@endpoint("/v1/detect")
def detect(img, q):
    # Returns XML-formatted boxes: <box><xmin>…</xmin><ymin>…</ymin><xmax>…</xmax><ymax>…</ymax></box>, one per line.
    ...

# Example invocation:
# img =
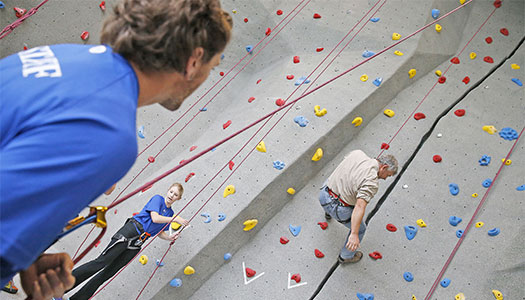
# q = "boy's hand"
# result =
<box><xmin>169</xmin><ymin>232</ymin><xmax>180</xmax><ymax>241</ymax></box>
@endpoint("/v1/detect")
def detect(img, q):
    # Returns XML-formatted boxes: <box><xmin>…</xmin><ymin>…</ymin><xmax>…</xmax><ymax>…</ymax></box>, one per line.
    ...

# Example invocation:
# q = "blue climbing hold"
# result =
<box><xmin>137</xmin><ymin>125</ymin><xmax>145</xmax><ymax>139</ymax></box>
<box><xmin>289</xmin><ymin>224</ymin><xmax>301</xmax><ymax>237</ymax></box>
<box><xmin>156</xmin><ymin>259</ymin><xmax>165</xmax><ymax>267</ymax></box>
<box><xmin>404</xmin><ymin>225</ymin><xmax>418</xmax><ymax>240</ymax></box>
<box><xmin>0</xmin><ymin>1</ymin><xmax>4</xmax><ymax>9</ymax></box>
<box><xmin>218</xmin><ymin>213</ymin><xmax>226</xmax><ymax>221</ymax></box>
<box><xmin>403</xmin><ymin>272</ymin><xmax>414</xmax><ymax>282</ymax></box>
<box><xmin>170</xmin><ymin>278</ymin><xmax>182</xmax><ymax>287</ymax></box>
<box><xmin>482</xmin><ymin>178</ymin><xmax>492</xmax><ymax>188</ymax></box>
<box><xmin>201</xmin><ymin>213</ymin><xmax>211</xmax><ymax>223</ymax></box>
<box><xmin>362</xmin><ymin>50</ymin><xmax>375</xmax><ymax>58</ymax></box>
<box><xmin>294</xmin><ymin>76</ymin><xmax>311</xmax><ymax>86</ymax></box>
<box><xmin>199</xmin><ymin>107</ymin><xmax>207</xmax><ymax>112</ymax></box>
<box><xmin>511</xmin><ymin>78</ymin><xmax>523</xmax><ymax>86</ymax></box>
<box><xmin>221</xmin><ymin>53</ymin><xmax>225</xmax><ymax>60</ymax></box>
<box><xmin>479</xmin><ymin>155</ymin><xmax>491</xmax><ymax>166</ymax></box>
<box><xmin>440</xmin><ymin>278</ymin><xmax>451</xmax><ymax>288</ymax></box>
<box><xmin>456</xmin><ymin>229</ymin><xmax>464</xmax><ymax>238</ymax></box>
<box><xmin>488</xmin><ymin>228</ymin><xmax>500</xmax><ymax>236</ymax></box>
<box><xmin>431</xmin><ymin>9</ymin><xmax>440</xmax><ymax>19</ymax></box>
<box><xmin>373</xmin><ymin>77</ymin><xmax>383</xmax><ymax>87</ymax></box>
<box><xmin>246</xmin><ymin>45</ymin><xmax>253</xmax><ymax>53</ymax></box>
<box><xmin>517</xmin><ymin>184</ymin><xmax>525</xmax><ymax>191</ymax></box>
<box><xmin>449</xmin><ymin>183</ymin><xmax>459</xmax><ymax>196</ymax></box>
<box><xmin>273</xmin><ymin>160</ymin><xmax>286</xmax><ymax>170</ymax></box>
<box><xmin>449</xmin><ymin>216</ymin><xmax>462</xmax><ymax>226</ymax></box>
<box><xmin>499</xmin><ymin>127</ymin><xmax>518</xmax><ymax>140</ymax></box>
<box><xmin>224</xmin><ymin>253</ymin><xmax>232</xmax><ymax>260</ymax></box>
<box><xmin>356</xmin><ymin>293</ymin><xmax>374</xmax><ymax>300</ymax></box>
<box><xmin>294</xmin><ymin>116</ymin><xmax>309</xmax><ymax>127</ymax></box>
<box><xmin>370</xmin><ymin>17</ymin><xmax>380</xmax><ymax>22</ymax></box>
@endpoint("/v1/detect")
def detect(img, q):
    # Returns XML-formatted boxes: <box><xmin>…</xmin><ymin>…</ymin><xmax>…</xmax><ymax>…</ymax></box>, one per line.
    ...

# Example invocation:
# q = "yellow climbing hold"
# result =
<box><xmin>492</xmin><ymin>289</ymin><xmax>503</xmax><ymax>300</ymax></box>
<box><xmin>455</xmin><ymin>292</ymin><xmax>465</xmax><ymax>300</ymax></box>
<box><xmin>392</xmin><ymin>32</ymin><xmax>401</xmax><ymax>40</ymax></box>
<box><xmin>416</xmin><ymin>219</ymin><xmax>427</xmax><ymax>228</ymax></box>
<box><xmin>476</xmin><ymin>221</ymin><xmax>484</xmax><ymax>228</ymax></box>
<box><xmin>460</xmin><ymin>0</ymin><xmax>466</xmax><ymax>4</ymax></box>
<box><xmin>232</xmin><ymin>9</ymin><xmax>237</xmax><ymax>14</ymax></box>
<box><xmin>314</xmin><ymin>105</ymin><xmax>327</xmax><ymax>117</ymax></box>
<box><xmin>256</xmin><ymin>141</ymin><xmax>267</xmax><ymax>153</ymax></box>
<box><xmin>243</xmin><ymin>219</ymin><xmax>258</xmax><ymax>231</ymax></box>
<box><xmin>171</xmin><ymin>222</ymin><xmax>181</xmax><ymax>230</ymax></box>
<box><xmin>352</xmin><ymin>117</ymin><xmax>363</xmax><ymax>127</ymax></box>
<box><xmin>435</xmin><ymin>24</ymin><xmax>442</xmax><ymax>33</ymax></box>
<box><xmin>360</xmin><ymin>74</ymin><xmax>369</xmax><ymax>82</ymax></box>
<box><xmin>139</xmin><ymin>255</ymin><xmax>148</xmax><ymax>265</ymax></box>
<box><xmin>312</xmin><ymin>148</ymin><xmax>323</xmax><ymax>161</ymax></box>
<box><xmin>511</xmin><ymin>63</ymin><xmax>520</xmax><ymax>69</ymax></box>
<box><xmin>472</xmin><ymin>193</ymin><xmax>478</xmax><ymax>198</ymax></box>
<box><xmin>394</xmin><ymin>50</ymin><xmax>404</xmax><ymax>56</ymax></box>
<box><xmin>409</xmin><ymin>69</ymin><xmax>417</xmax><ymax>79</ymax></box>
<box><xmin>470</xmin><ymin>52</ymin><xmax>477</xmax><ymax>59</ymax></box>
<box><xmin>184</xmin><ymin>266</ymin><xmax>195</xmax><ymax>275</ymax></box>
<box><xmin>435</xmin><ymin>70</ymin><xmax>442</xmax><ymax>76</ymax></box>
<box><xmin>384</xmin><ymin>109</ymin><xmax>395</xmax><ymax>118</ymax></box>
<box><xmin>287</xmin><ymin>188</ymin><xmax>296</xmax><ymax>195</ymax></box>
<box><xmin>501</xmin><ymin>158</ymin><xmax>512</xmax><ymax>165</ymax></box>
<box><xmin>223</xmin><ymin>185</ymin><xmax>235</xmax><ymax>198</ymax></box>
<box><xmin>483</xmin><ymin>125</ymin><xmax>497</xmax><ymax>134</ymax></box>
<box><xmin>412</xmin><ymin>295</ymin><xmax>417</xmax><ymax>300</ymax></box>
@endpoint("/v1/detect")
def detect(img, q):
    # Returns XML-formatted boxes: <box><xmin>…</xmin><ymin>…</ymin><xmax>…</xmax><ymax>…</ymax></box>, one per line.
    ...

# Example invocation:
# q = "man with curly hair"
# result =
<box><xmin>0</xmin><ymin>0</ymin><xmax>232</xmax><ymax>299</ymax></box>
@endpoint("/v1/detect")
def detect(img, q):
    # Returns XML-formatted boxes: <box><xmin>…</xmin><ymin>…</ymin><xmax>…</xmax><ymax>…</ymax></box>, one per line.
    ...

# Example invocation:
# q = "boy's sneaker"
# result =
<box><xmin>2</xmin><ymin>280</ymin><xmax>18</xmax><ymax>294</ymax></box>
<box><xmin>338</xmin><ymin>251</ymin><xmax>363</xmax><ymax>264</ymax></box>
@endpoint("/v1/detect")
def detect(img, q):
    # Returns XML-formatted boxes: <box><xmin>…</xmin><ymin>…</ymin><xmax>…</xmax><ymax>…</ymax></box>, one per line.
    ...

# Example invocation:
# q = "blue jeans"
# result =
<box><xmin>319</xmin><ymin>185</ymin><xmax>366</xmax><ymax>259</ymax></box>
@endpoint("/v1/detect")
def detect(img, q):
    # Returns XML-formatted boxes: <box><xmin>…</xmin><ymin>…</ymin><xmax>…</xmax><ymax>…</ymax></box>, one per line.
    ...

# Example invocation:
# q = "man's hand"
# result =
<box><xmin>168</xmin><ymin>232</ymin><xmax>180</xmax><ymax>241</ymax></box>
<box><xmin>176</xmin><ymin>217</ymin><xmax>190</xmax><ymax>227</ymax></box>
<box><xmin>345</xmin><ymin>233</ymin><xmax>360</xmax><ymax>251</ymax></box>
<box><xmin>20</xmin><ymin>253</ymin><xmax>75</xmax><ymax>300</ymax></box>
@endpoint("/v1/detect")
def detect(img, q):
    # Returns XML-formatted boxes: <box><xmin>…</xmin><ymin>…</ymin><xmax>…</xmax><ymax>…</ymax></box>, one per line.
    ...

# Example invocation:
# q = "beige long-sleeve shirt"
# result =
<box><xmin>326</xmin><ymin>150</ymin><xmax>379</xmax><ymax>206</ymax></box>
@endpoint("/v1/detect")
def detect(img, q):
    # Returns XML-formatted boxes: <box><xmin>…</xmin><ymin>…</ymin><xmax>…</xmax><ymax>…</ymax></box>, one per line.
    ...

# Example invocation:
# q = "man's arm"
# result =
<box><xmin>150</xmin><ymin>211</ymin><xmax>189</xmax><ymax>226</ymax></box>
<box><xmin>346</xmin><ymin>198</ymin><xmax>368</xmax><ymax>251</ymax></box>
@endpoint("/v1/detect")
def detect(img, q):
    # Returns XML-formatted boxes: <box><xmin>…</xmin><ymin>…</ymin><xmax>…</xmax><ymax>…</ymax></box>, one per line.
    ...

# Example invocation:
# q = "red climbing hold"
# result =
<box><xmin>293</xmin><ymin>56</ymin><xmax>300</xmax><ymax>64</ymax></box>
<box><xmin>81</xmin><ymin>31</ymin><xmax>90</xmax><ymax>41</ymax></box>
<box><xmin>223</xmin><ymin>120</ymin><xmax>232</xmax><ymax>129</ymax></box>
<box><xmin>291</xmin><ymin>273</ymin><xmax>301</xmax><ymax>283</ymax></box>
<box><xmin>99</xmin><ymin>1</ymin><xmax>106</xmax><ymax>11</ymax></box>
<box><xmin>276</xmin><ymin>9</ymin><xmax>283</xmax><ymax>15</ymax></box>
<box><xmin>369</xmin><ymin>251</ymin><xmax>383</xmax><ymax>260</ymax></box>
<box><xmin>23</xmin><ymin>44</ymin><xmax>28</xmax><ymax>51</ymax></box>
<box><xmin>450</xmin><ymin>57</ymin><xmax>460</xmax><ymax>64</ymax></box>
<box><xmin>219</xmin><ymin>71</ymin><xmax>224</xmax><ymax>76</ymax></box>
<box><xmin>286</xmin><ymin>75</ymin><xmax>294</xmax><ymax>80</ymax></box>
<box><xmin>317</xmin><ymin>222</ymin><xmax>328</xmax><ymax>230</ymax></box>
<box><xmin>315</xmin><ymin>249</ymin><xmax>325</xmax><ymax>258</ymax></box>
<box><xmin>276</xmin><ymin>98</ymin><xmax>286</xmax><ymax>107</ymax></box>
<box><xmin>148</xmin><ymin>156</ymin><xmax>155</xmax><ymax>163</ymax></box>
<box><xmin>256</xmin><ymin>79</ymin><xmax>262</xmax><ymax>84</ymax></box>
<box><xmin>313</xmin><ymin>13</ymin><xmax>322</xmax><ymax>19</ymax></box>
<box><xmin>484</xmin><ymin>56</ymin><xmax>494</xmax><ymax>63</ymax></box>
<box><xmin>133</xmin><ymin>212</ymin><xmax>139</xmax><ymax>216</ymax></box>
<box><xmin>14</xmin><ymin>7</ymin><xmax>27</xmax><ymax>18</ymax></box>
<box><xmin>141</xmin><ymin>184</ymin><xmax>153</xmax><ymax>193</ymax></box>
<box><xmin>265</xmin><ymin>27</ymin><xmax>272</xmax><ymax>36</ymax></box>
<box><xmin>438</xmin><ymin>76</ymin><xmax>447</xmax><ymax>84</ymax></box>
<box><xmin>462</xmin><ymin>76</ymin><xmax>470</xmax><ymax>84</ymax></box>
<box><xmin>485</xmin><ymin>37</ymin><xmax>493</xmax><ymax>44</ymax></box>
<box><xmin>190</xmin><ymin>146</ymin><xmax>197</xmax><ymax>152</ymax></box>
<box><xmin>228</xmin><ymin>160</ymin><xmax>234</xmax><ymax>170</ymax></box>
<box><xmin>414</xmin><ymin>112</ymin><xmax>426</xmax><ymax>120</ymax></box>
<box><xmin>433</xmin><ymin>155</ymin><xmax>442</xmax><ymax>163</ymax></box>
<box><xmin>246</xmin><ymin>268</ymin><xmax>256</xmax><ymax>277</ymax></box>
<box><xmin>94</xmin><ymin>240</ymin><xmax>101</xmax><ymax>248</ymax></box>
<box><xmin>316</xmin><ymin>47</ymin><xmax>324</xmax><ymax>52</ymax></box>
<box><xmin>280</xmin><ymin>236</ymin><xmax>289</xmax><ymax>244</ymax></box>
<box><xmin>185</xmin><ymin>172</ymin><xmax>195</xmax><ymax>182</ymax></box>
<box><xmin>500</xmin><ymin>28</ymin><xmax>509</xmax><ymax>36</ymax></box>
<box><xmin>179</xmin><ymin>159</ymin><xmax>187</xmax><ymax>165</ymax></box>
<box><xmin>454</xmin><ymin>109</ymin><xmax>465</xmax><ymax>117</ymax></box>
<box><xmin>243</xmin><ymin>18</ymin><xmax>248</xmax><ymax>23</ymax></box>
<box><xmin>381</xmin><ymin>143</ymin><xmax>390</xmax><ymax>150</ymax></box>
<box><xmin>386</xmin><ymin>224</ymin><xmax>397</xmax><ymax>232</ymax></box>
<box><xmin>493</xmin><ymin>0</ymin><xmax>502</xmax><ymax>8</ymax></box>
<box><xmin>248</xmin><ymin>97</ymin><xmax>255</xmax><ymax>103</ymax></box>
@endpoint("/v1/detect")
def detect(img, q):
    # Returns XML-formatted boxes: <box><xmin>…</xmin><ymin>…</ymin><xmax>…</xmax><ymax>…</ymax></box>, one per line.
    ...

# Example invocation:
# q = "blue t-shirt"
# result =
<box><xmin>133</xmin><ymin>195</ymin><xmax>174</xmax><ymax>236</ymax></box>
<box><xmin>0</xmin><ymin>44</ymin><xmax>139</xmax><ymax>283</ymax></box>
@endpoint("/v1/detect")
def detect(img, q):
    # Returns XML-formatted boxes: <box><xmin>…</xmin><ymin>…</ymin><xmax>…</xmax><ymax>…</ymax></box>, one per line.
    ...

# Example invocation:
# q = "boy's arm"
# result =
<box><xmin>159</xmin><ymin>231</ymin><xmax>180</xmax><ymax>241</ymax></box>
<box><xmin>150</xmin><ymin>211</ymin><xmax>189</xmax><ymax>226</ymax></box>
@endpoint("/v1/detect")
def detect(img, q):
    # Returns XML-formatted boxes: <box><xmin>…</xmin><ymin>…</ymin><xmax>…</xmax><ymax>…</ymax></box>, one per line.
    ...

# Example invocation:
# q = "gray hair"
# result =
<box><xmin>377</xmin><ymin>154</ymin><xmax>398</xmax><ymax>175</ymax></box>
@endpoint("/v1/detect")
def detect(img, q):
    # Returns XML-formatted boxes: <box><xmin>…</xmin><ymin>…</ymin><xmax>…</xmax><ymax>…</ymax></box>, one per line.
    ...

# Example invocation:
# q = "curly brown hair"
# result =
<box><xmin>101</xmin><ymin>0</ymin><xmax>232</xmax><ymax>73</ymax></box>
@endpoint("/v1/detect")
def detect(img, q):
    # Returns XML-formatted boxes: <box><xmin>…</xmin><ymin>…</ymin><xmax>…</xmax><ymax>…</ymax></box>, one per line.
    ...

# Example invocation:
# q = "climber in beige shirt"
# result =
<box><xmin>320</xmin><ymin>150</ymin><xmax>398</xmax><ymax>263</ymax></box>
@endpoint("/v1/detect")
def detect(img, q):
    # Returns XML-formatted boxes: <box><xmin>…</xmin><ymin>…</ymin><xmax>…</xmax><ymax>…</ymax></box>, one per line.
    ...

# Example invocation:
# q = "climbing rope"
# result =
<box><xmin>0</xmin><ymin>0</ymin><xmax>50</xmax><ymax>40</ymax></box>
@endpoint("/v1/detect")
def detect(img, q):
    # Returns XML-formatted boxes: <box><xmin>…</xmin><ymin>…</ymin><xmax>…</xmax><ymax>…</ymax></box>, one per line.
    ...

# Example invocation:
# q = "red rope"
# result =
<box><xmin>0</xmin><ymin>0</ymin><xmax>50</xmax><ymax>40</ymax></box>
<box><xmin>425</xmin><ymin>127</ymin><xmax>524</xmax><ymax>299</ymax></box>
<box><xmin>377</xmin><ymin>6</ymin><xmax>498</xmax><ymax>158</ymax></box>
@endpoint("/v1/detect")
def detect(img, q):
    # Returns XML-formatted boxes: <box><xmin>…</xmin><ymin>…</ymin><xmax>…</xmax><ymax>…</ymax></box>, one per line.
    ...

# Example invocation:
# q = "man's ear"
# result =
<box><xmin>184</xmin><ymin>47</ymin><xmax>205</xmax><ymax>81</ymax></box>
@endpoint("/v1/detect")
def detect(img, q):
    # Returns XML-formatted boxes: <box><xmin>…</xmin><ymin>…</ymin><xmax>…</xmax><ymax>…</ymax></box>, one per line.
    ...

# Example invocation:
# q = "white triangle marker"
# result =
<box><xmin>287</xmin><ymin>273</ymin><xmax>307</xmax><ymax>289</ymax></box>
<box><xmin>242</xmin><ymin>262</ymin><xmax>265</xmax><ymax>285</ymax></box>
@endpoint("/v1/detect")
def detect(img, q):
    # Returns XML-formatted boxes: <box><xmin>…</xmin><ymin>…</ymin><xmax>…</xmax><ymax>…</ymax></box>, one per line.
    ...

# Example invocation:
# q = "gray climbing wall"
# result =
<box><xmin>1</xmin><ymin>0</ymin><xmax>523</xmax><ymax>299</ymax></box>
